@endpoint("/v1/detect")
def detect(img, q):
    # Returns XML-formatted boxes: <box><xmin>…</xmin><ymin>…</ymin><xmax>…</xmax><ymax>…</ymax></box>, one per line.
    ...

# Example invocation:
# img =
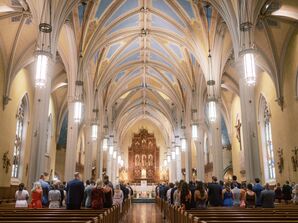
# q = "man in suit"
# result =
<box><xmin>66</xmin><ymin>172</ymin><xmax>85</xmax><ymax>210</ymax></box>
<box><xmin>231</xmin><ymin>175</ymin><xmax>241</xmax><ymax>189</ymax></box>
<box><xmin>260</xmin><ymin>183</ymin><xmax>275</xmax><ymax>208</ymax></box>
<box><xmin>208</xmin><ymin>176</ymin><xmax>222</xmax><ymax>206</ymax></box>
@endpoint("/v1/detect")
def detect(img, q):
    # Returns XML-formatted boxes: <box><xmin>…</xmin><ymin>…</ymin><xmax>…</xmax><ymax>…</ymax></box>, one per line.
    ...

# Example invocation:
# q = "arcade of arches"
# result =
<box><xmin>0</xmin><ymin>0</ymin><xmax>298</xmax><ymax>195</ymax></box>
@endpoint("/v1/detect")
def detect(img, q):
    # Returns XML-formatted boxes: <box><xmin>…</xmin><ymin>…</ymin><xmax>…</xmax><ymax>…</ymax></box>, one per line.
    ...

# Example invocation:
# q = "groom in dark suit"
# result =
<box><xmin>66</xmin><ymin>172</ymin><xmax>84</xmax><ymax>209</ymax></box>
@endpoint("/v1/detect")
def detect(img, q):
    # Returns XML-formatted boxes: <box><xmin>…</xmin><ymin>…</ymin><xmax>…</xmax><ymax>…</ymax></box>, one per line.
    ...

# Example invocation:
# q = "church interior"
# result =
<box><xmin>0</xmin><ymin>0</ymin><xmax>298</xmax><ymax>216</ymax></box>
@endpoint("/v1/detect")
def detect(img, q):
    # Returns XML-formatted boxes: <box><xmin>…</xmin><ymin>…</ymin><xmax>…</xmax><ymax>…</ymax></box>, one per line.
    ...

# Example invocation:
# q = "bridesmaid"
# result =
<box><xmin>15</xmin><ymin>183</ymin><xmax>29</xmax><ymax>208</ymax></box>
<box><xmin>30</xmin><ymin>182</ymin><xmax>43</xmax><ymax>208</ymax></box>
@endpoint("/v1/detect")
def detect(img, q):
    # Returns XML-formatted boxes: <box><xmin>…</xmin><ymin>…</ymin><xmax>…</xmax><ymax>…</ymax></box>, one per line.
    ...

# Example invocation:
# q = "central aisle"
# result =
<box><xmin>123</xmin><ymin>203</ymin><xmax>166</xmax><ymax>223</ymax></box>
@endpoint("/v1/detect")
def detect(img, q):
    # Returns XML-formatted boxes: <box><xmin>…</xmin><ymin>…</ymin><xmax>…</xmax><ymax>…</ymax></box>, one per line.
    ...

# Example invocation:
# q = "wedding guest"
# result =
<box><xmin>246</xmin><ymin>183</ymin><xmax>256</xmax><ymax>208</ymax></box>
<box><xmin>84</xmin><ymin>180</ymin><xmax>95</xmax><ymax>208</ymax></box>
<box><xmin>30</xmin><ymin>182</ymin><xmax>43</xmax><ymax>208</ymax></box>
<box><xmin>208</xmin><ymin>176</ymin><xmax>222</xmax><ymax>206</ymax></box>
<box><xmin>103</xmin><ymin>178</ymin><xmax>113</xmax><ymax>208</ymax></box>
<box><xmin>232</xmin><ymin>183</ymin><xmax>241</xmax><ymax>206</ymax></box>
<box><xmin>222</xmin><ymin>183</ymin><xmax>233</xmax><ymax>207</ymax></box>
<box><xmin>113</xmin><ymin>184</ymin><xmax>124</xmax><ymax>212</ymax></box>
<box><xmin>48</xmin><ymin>182</ymin><xmax>61</xmax><ymax>208</ymax></box>
<box><xmin>91</xmin><ymin>179</ymin><xmax>105</xmax><ymax>209</ymax></box>
<box><xmin>260</xmin><ymin>183</ymin><xmax>275</xmax><ymax>208</ymax></box>
<box><xmin>283</xmin><ymin>181</ymin><xmax>292</xmax><ymax>204</ymax></box>
<box><xmin>39</xmin><ymin>174</ymin><xmax>50</xmax><ymax>207</ymax></box>
<box><xmin>253</xmin><ymin>178</ymin><xmax>263</xmax><ymax>207</ymax></box>
<box><xmin>292</xmin><ymin>183</ymin><xmax>298</xmax><ymax>204</ymax></box>
<box><xmin>194</xmin><ymin>181</ymin><xmax>207</xmax><ymax>209</ymax></box>
<box><xmin>15</xmin><ymin>183</ymin><xmax>29</xmax><ymax>208</ymax></box>
<box><xmin>274</xmin><ymin>183</ymin><xmax>282</xmax><ymax>203</ymax></box>
<box><xmin>66</xmin><ymin>172</ymin><xmax>84</xmax><ymax>210</ymax></box>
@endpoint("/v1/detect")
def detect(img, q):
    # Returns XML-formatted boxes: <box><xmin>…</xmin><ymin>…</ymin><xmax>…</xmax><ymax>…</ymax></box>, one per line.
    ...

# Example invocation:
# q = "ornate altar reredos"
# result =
<box><xmin>128</xmin><ymin>128</ymin><xmax>160</xmax><ymax>183</ymax></box>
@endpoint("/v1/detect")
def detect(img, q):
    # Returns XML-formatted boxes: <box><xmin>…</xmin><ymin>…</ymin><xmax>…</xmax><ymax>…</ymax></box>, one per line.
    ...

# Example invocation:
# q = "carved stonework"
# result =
<box><xmin>128</xmin><ymin>128</ymin><xmax>159</xmax><ymax>183</ymax></box>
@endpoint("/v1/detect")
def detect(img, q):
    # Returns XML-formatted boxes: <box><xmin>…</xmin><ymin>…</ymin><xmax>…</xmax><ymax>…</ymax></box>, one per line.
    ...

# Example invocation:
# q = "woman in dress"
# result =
<box><xmin>103</xmin><ymin>179</ymin><xmax>113</xmax><ymax>208</ymax></box>
<box><xmin>15</xmin><ymin>183</ymin><xmax>29</xmax><ymax>208</ymax></box>
<box><xmin>113</xmin><ymin>184</ymin><xmax>124</xmax><ymax>212</ymax></box>
<box><xmin>180</xmin><ymin>182</ymin><xmax>192</xmax><ymax>210</ymax></box>
<box><xmin>48</xmin><ymin>182</ymin><xmax>61</xmax><ymax>208</ymax></box>
<box><xmin>231</xmin><ymin>183</ymin><xmax>241</xmax><ymax>207</ymax></box>
<box><xmin>222</xmin><ymin>183</ymin><xmax>233</xmax><ymax>207</ymax></box>
<box><xmin>173</xmin><ymin>184</ymin><xmax>181</xmax><ymax>206</ymax></box>
<box><xmin>30</xmin><ymin>182</ymin><xmax>43</xmax><ymax>208</ymax></box>
<box><xmin>245</xmin><ymin>183</ymin><xmax>256</xmax><ymax>208</ymax></box>
<box><xmin>239</xmin><ymin>183</ymin><xmax>247</xmax><ymax>208</ymax></box>
<box><xmin>91</xmin><ymin>179</ymin><xmax>105</xmax><ymax>209</ymax></box>
<box><xmin>194</xmin><ymin>181</ymin><xmax>208</xmax><ymax>209</ymax></box>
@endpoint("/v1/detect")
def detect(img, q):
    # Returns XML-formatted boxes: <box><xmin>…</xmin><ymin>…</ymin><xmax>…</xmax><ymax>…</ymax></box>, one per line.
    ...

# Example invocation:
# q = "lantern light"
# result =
<box><xmin>113</xmin><ymin>151</ymin><xmax>117</xmax><ymax>159</ymax></box>
<box><xmin>181</xmin><ymin>138</ymin><xmax>186</xmax><ymax>152</ymax></box>
<box><xmin>175</xmin><ymin>146</ymin><xmax>180</xmax><ymax>155</ymax></box>
<box><xmin>35</xmin><ymin>54</ymin><xmax>48</xmax><ymax>88</ymax></box>
<box><xmin>208</xmin><ymin>100</ymin><xmax>217</xmax><ymax>122</ymax></box>
<box><xmin>74</xmin><ymin>100</ymin><xmax>83</xmax><ymax>123</ymax></box>
<box><xmin>109</xmin><ymin>146</ymin><xmax>114</xmax><ymax>155</ymax></box>
<box><xmin>118</xmin><ymin>155</ymin><xmax>121</xmax><ymax>164</ymax></box>
<box><xmin>192</xmin><ymin>124</ymin><xmax>198</xmax><ymax>140</ymax></box>
<box><xmin>102</xmin><ymin>138</ymin><xmax>108</xmax><ymax>151</ymax></box>
<box><xmin>167</xmin><ymin>155</ymin><xmax>171</xmax><ymax>163</ymax></box>
<box><xmin>244</xmin><ymin>52</ymin><xmax>256</xmax><ymax>86</ymax></box>
<box><xmin>171</xmin><ymin>151</ymin><xmax>176</xmax><ymax>160</ymax></box>
<box><xmin>91</xmin><ymin>124</ymin><xmax>98</xmax><ymax>140</ymax></box>
<box><xmin>163</xmin><ymin>159</ymin><xmax>167</xmax><ymax>167</ymax></box>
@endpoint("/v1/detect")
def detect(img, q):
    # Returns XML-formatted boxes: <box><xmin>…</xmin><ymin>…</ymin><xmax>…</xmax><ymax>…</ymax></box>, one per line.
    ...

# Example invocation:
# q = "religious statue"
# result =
<box><xmin>142</xmin><ymin>154</ymin><xmax>147</xmax><ymax>166</ymax></box>
<box><xmin>291</xmin><ymin>147</ymin><xmax>298</xmax><ymax>172</ymax></box>
<box><xmin>277</xmin><ymin>148</ymin><xmax>284</xmax><ymax>174</ymax></box>
<box><xmin>148</xmin><ymin>154</ymin><xmax>153</xmax><ymax>166</ymax></box>
<box><xmin>141</xmin><ymin>168</ymin><xmax>146</xmax><ymax>178</ymax></box>
<box><xmin>135</xmin><ymin>154</ymin><xmax>140</xmax><ymax>166</ymax></box>
<box><xmin>2</xmin><ymin>151</ymin><xmax>11</xmax><ymax>174</ymax></box>
<box><xmin>235</xmin><ymin>119</ymin><xmax>242</xmax><ymax>150</ymax></box>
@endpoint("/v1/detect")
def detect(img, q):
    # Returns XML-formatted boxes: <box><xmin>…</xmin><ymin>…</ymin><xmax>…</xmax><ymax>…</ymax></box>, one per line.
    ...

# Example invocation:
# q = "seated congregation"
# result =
<box><xmin>157</xmin><ymin>176</ymin><xmax>298</xmax><ymax>223</ymax></box>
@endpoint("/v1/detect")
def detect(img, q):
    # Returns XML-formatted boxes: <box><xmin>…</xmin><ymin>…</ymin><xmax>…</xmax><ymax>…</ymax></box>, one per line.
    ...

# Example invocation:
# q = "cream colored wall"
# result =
<box><xmin>0</xmin><ymin>68</ymin><xmax>34</xmax><ymax>187</ymax></box>
<box><xmin>230</xmin><ymin>95</ymin><xmax>246</xmax><ymax>182</ymax></box>
<box><xmin>120</xmin><ymin>119</ymin><xmax>167</xmax><ymax>171</ymax></box>
<box><xmin>254</xmin><ymin>30</ymin><xmax>298</xmax><ymax>184</ymax></box>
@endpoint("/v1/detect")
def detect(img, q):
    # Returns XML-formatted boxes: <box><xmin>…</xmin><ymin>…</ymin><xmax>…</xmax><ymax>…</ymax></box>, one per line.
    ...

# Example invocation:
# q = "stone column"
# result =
<box><xmin>97</xmin><ymin>136</ymin><xmax>103</xmax><ymax>179</ymax></box>
<box><xmin>210</xmin><ymin>103</ymin><xmax>223</xmax><ymax>180</ymax></box>
<box><xmin>239</xmin><ymin>78</ymin><xmax>261</xmax><ymax>182</ymax></box>
<box><xmin>28</xmin><ymin>68</ymin><xmax>52</xmax><ymax>188</ymax></box>
<box><xmin>106</xmin><ymin>136</ymin><xmax>113</xmax><ymax>179</ymax></box>
<box><xmin>170</xmin><ymin>158</ymin><xmax>177</xmax><ymax>182</ymax></box>
<box><xmin>195</xmin><ymin>125</ymin><xmax>205</xmax><ymax>180</ymax></box>
<box><xmin>64</xmin><ymin>101</ymin><xmax>79</xmax><ymax>181</ymax></box>
<box><xmin>176</xmin><ymin>148</ymin><xmax>182</xmax><ymax>181</ymax></box>
<box><xmin>84</xmin><ymin>125</ymin><xmax>93</xmax><ymax>181</ymax></box>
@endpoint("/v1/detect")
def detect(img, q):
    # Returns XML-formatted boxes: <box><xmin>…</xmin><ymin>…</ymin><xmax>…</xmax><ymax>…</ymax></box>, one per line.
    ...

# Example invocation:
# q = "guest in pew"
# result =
<box><xmin>113</xmin><ymin>184</ymin><xmax>124</xmax><ymax>212</ymax></box>
<box><xmin>239</xmin><ymin>183</ymin><xmax>247</xmax><ymax>208</ymax></box>
<box><xmin>282</xmin><ymin>181</ymin><xmax>293</xmax><ymax>204</ymax></box>
<box><xmin>173</xmin><ymin>182</ymin><xmax>181</xmax><ymax>206</ymax></box>
<box><xmin>39</xmin><ymin>174</ymin><xmax>50</xmax><ymax>208</ymax></box>
<box><xmin>180</xmin><ymin>181</ymin><xmax>192</xmax><ymax>210</ymax></box>
<box><xmin>48</xmin><ymin>182</ymin><xmax>61</xmax><ymax>208</ymax></box>
<box><xmin>30</xmin><ymin>182</ymin><xmax>43</xmax><ymax>208</ymax></box>
<box><xmin>103</xmin><ymin>178</ymin><xmax>113</xmax><ymax>208</ymax></box>
<box><xmin>260</xmin><ymin>183</ymin><xmax>275</xmax><ymax>208</ymax></box>
<box><xmin>91</xmin><ymin>179</ymin><xmax>105</xmax><ymax>209</ymax></box>
<box><xmin>84</xmin><ymin>180</ymin><xmax>95</xmax><ymax>208</ymax></box>
<box><xmin>222</xmin><ymin>183</ymin><xmax>233</xmax><ymax>207</ymax></box>
<box><xmin>166</xmin><ymin>183</ymin><xmax>174</xmax><ymax>204</ymax></box>
<box><xmin>15</xmin><ymin>183</ymin><xmax>29</xmax><ymax>208</ymax></box>
<box><xmin>245</xmin><ymin>183</ymin><xmax>256</xmax><ymax>208</ymax></box>
<box><xmin>292</xmin><ymin>183</ymin><xmax>298</xmax><ymax>204</ymax></box>
<box><xmin>232</xmin><ymin>183</ymin><xmax>241</xmax><ymax>207</ymax></box>
<box><xmin>253</xmin><ymin>178</ymin><xmax>263</xmax><ymax>207</ymax></box>
<box><xmin>189</xmin><ymin>181</ymin><xmax>197</xmax><ymax>209</ymax></box>
<box><xmin>103</xmin><ymin>175</ymin><xmax>114</xmax><ymax>195</ymax></box>
<box><xmin>194</xmin><ymin>181</ymin><xmax>207</xmax><ymax>209</ymax></box>
<box><xmin>274</xmin><ymin>183</ymin><xmax>283</xmax><ymax>203</ymax></box>
<box><xmin>66</xmin><ymin>172</ymin><xmax>84</xmax><ymax>210</ymax></box>
<box><xmin>170</xmin><ymin>181</ymin><xmax>179</xmax><ymax>205</ymax></box>
<box><xmin>58</xmin><ymin>182</ymin><xmax>66</xmax><ymax>207</ymax></box>
<box><xmin>231</xmin><ymin>175</ymin><xmax>241</xmax><ymax>189</ymax></box>
<box><xmin>208</xmin><ymin>176</ymin><xmax>222</xmax><ymax>207</ymax></box>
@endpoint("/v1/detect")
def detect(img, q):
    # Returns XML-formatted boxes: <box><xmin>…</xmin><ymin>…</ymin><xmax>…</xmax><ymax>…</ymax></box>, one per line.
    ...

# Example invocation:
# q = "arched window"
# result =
<box><xmin>259</xmin><ymin>95</ymin><xmax>276</xmax><ymax>181</ymax></box>
<box><xmin>11</xmin><ymin>95</ymin><xmax>28</xmax><ymax>179</ymax></box>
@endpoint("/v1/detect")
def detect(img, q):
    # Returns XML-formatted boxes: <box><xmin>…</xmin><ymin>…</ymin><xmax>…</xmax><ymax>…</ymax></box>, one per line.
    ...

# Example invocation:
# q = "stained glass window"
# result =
<box><xmin>11</xmin><ymin>96</ymin><xmax>26</xmax><ymax>178</ymax></box>
<box><xmin>264</xmin><ymin>103</ymin><xmax>275</xmax><ymax>180</ymax></box>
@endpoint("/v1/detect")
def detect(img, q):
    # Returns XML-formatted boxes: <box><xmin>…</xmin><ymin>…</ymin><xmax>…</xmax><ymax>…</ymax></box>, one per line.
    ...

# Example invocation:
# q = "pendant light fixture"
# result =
<box><xmin>181</xmin><ymin>138</ymin><xmax>186</xmax><ymax>152</ymax></box>
<box><xmin>73</xmin><ymin>80</ymin><xmax>84</xmax><ymax>123</ymax></box>
<box><xmin>102</xmin><ymin>137</ymin><xmax>108</xmax><ymax>151</ymax></box>
<box><xmin>35</xmin><ymin>0</ymin><xmax>52</xmax><ymax>88</ymax></box>
<box><xmin>240</xmin><ymin>1</ymin><xmax>256</xmax><ymax>86</ymax></box>
<box><xmin>91</xmin><ymin>107</ymin><xmax>99</xmax><ymax>141</ymax></box>
<box><xmin>205</xmin><ymin>2</ymin><xmax>217</xmax><ymax>122</ymax></box>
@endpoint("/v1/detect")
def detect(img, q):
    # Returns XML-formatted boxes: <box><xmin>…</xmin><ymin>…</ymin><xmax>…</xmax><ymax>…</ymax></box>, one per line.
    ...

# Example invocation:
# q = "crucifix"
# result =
<box><xmin>235</xmin><ymin>119</ymin><xmax>242</xmax><ymax>150</ymax></box>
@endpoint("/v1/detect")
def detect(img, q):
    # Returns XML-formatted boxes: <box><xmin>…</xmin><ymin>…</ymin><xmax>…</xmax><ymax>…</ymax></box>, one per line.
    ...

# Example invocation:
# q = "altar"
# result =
<box><xmin>128</xmin><ymin>128</ymin><xmax>160</xmax><ymax>183</ymax></box>
<box><xmin>131</xmin><ymin>181</ymin><xmax>156</xmax><ymax>203</ymax></box>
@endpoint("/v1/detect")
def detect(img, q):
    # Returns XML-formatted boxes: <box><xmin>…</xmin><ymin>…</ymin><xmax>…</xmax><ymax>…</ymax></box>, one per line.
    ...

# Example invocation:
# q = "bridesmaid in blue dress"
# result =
<box><xmin>222</xmin><ymin>183</ymin><xmax>233</xmax><ymax>207</ymax></box>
